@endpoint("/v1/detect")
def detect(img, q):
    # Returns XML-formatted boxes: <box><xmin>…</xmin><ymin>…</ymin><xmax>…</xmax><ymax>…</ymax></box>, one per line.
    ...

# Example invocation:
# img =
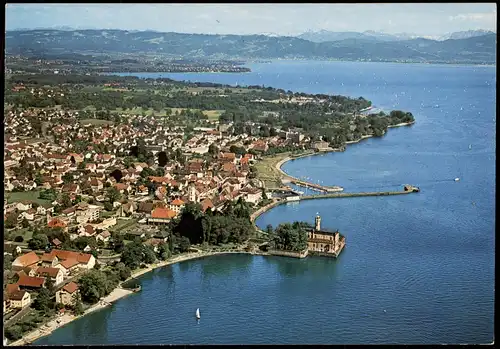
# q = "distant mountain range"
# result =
<box><xmin>5</xmin><ymin>29</ymin><xmax>497</xmax><ymax>64</ymax></box>
<box><xmin>297</xmin><ymin>29</ymin><xmax>496</xmax><ymax>43</ymax></box>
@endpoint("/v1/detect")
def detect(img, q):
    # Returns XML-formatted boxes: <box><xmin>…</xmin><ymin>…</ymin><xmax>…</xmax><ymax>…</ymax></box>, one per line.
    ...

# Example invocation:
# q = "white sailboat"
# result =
<box><xmin>454</xmin><ymin>178</ymin><xmax>460</xmax><ymax>182</ymax></box>
<box><xmin>468</xmin><ymin>144</ymin><xmax>472</xmax><ymax>150</ymax></box>
<box><xmin>196</xmin><ymin>308</ymin><xmax>200</xmax><ymax>320</ymax></box>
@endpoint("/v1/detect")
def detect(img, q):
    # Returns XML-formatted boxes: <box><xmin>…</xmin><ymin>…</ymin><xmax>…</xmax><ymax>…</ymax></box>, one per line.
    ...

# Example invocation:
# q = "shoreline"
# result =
<box><xmin>276</xmin><ymin>121</ymin><xmax>415</xmax><ymax>182</ymax></box>
<box><xmin>248</xmin><ymin>121</ymin><xmax>417</xmax><ymax>223</ymax></box>
<box><xmin>7</xmin><ymin>250</ymin><xmax>262</xmax><ymax>346</ymax></box>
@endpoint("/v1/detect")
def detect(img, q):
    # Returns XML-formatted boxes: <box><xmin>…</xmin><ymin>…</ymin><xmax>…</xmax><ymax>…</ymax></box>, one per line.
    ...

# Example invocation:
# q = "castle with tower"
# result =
<box><xmin>307</xmin><ymin>214</ymin><xmax>345</xmax><ymax>257</ymax></box>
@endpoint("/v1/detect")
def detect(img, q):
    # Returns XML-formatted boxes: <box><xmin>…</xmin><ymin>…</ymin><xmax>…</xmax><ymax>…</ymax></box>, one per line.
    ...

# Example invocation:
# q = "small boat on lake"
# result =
<box><xmin>196</xmin><ymin>308</ymin><xmax>200</xmax><ymax>320</ymax></box>
<box><xmin>454</xmin><ymin>178</ymin><xmax>460</xmax><ymax>182</ymax></box>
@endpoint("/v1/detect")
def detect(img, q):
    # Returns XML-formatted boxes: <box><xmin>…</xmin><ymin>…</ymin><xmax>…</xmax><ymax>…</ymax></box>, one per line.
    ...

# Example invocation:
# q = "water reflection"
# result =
<box><xmin>200</xmin><ymin>254</ymin><xmax>253</xmax><ymax>279</ymax></box>
<box><xmin>264</xmin><ymin>255</ymin><xmax>340</xmax><ymax>278</ymax></box>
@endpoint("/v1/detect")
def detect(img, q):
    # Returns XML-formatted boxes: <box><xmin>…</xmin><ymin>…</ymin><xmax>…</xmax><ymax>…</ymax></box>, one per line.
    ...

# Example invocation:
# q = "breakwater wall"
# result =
<box><xmin>268</xmin><ymin>249</ymin><xmax>309</xmax><ymax>258</ymax></box>
<box><xmin>251</xmin><ymin>188</ymin><xmax>419</xmax><ymax>225</ymax></box>
<box><xmin>300</xmin><ymin>190</ymin><xmax>414</xmax><ymax>200</ymax></box>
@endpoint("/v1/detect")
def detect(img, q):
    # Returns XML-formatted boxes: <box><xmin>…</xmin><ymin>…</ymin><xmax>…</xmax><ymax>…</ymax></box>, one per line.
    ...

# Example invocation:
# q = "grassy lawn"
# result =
<box><xmin>79</xmin><ymin>118</ymin><xmax>114</xmax><ymax>126</ymax></box>
<box><xmin>110</xmin><ymin>219</ymin><xmax>138</xmax><ymax>233</ymax></box>
<box><xmin>110</xmin><ymin>107</ymin><xmax>223</xmax><ymax>121</ymax></box>
<box><xmin>5</xmin><ymin>190</ymin><xmax>52</xmax><ymax>206</ymax></box>
<box><xmin>202</xmin><ymin>110</ymin><xmax>224</xmax><ymax>121</ymax></box>
<box><xmin>254</xmin><ymin>151</ymin><xmax>315</xmax><ymax>188</ymax></box>
<box><xmin>10</xmin><ymin>229</ymin><xmax>33</xmax><ymax>242</ymax></box>
<box><xmin>4</xmin><ymin>228</ymin><xmax>33</xmax><ymax>242</ymax></box>
<box><xmin>254</xmin><ymin>153</ymin><xmax>291</xmax><ymax>188</ymax></box>
<box><xmin>100</xmin><ymin>211</ymin><xmax>116</xmax><ymax>218</ymax></box>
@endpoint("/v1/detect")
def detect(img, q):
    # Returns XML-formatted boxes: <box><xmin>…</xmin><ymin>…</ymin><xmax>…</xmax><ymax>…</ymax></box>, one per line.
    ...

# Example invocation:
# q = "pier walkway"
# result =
<box><xmin>300</xmin><ymin>189</ymin><xmax>415</xmax><ymax>200</ymax></box>
<box><xmin>252</xmin><ymin>185</ymin><xmax>420</xmax><ymax>226</ymax></box>
<box><xmin>281</xmin><ymin>177</ymin><xmax>344</xmax><ymax>192</ymax></box>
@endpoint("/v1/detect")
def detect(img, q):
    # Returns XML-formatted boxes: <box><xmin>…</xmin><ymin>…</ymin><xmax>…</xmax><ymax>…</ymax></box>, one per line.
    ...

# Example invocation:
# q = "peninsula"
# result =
<box><xmin>3</xmin><ymin>69</ymin><xmax>416</xmax><ymax>345</ymax></box>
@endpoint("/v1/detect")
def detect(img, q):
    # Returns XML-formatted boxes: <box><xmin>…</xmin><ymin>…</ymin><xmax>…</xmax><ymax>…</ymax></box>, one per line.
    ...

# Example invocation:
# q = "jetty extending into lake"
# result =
<box><xmin>252</xmin><ymin>185</ymin><xmax>420</xmax><ymax>228</ymax></box>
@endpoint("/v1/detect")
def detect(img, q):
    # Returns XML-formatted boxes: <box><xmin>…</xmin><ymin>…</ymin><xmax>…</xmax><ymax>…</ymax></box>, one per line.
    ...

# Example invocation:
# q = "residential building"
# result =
<box><xmin>148</xmin><ymin>207</ymin><xmax>177</xmax><ymax>225</ymax></box>
<box><xmin>16</xmin><ymin>275</ymin><xmax>46</xmax><ymax>290</ymax></box>
<box><xmin>56</xmin><ymin>282</ymin><xmax>79</xmax><ymax>306</ymax></box>
<box><xmin>12</xmin><ymin>251</ymin><xmax>40</xmax><ymax>271</ymax></box>
<box><xmin>8</xmin><ymin>290</ymin><xmax>31</xmax><ymax>309</ymax></box>
<box><xmin>35</xmin><ymin>267</ymin><xmax>64</xmax><ymax>286</ymax></box>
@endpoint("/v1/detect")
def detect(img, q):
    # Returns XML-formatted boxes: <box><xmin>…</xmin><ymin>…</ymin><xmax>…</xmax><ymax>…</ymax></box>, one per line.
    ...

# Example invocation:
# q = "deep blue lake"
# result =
<box><xmin>36</xmin><ymin>61</ymin><xmax>495</xmax><ymax>344</ymax></box>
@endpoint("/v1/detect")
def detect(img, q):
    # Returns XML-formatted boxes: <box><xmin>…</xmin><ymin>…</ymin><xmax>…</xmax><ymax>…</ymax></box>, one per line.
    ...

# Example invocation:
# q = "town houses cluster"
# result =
<box><xmin>3</xmin><ymin>105</ymin><xmax>313</xmax><ymax>314</ymax></box>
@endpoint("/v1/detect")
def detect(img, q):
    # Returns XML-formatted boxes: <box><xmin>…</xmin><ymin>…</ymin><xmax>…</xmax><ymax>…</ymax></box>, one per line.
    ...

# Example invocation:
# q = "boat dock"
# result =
<box><xmin>281</xmin><ymin>177</ymin><xmax>343</xmax><ymax>193</ymax></box>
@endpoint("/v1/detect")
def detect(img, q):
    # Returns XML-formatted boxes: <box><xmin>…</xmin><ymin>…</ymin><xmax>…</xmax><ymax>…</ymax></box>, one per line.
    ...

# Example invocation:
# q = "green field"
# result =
<box><xmin>110</xmin><ymin>218</ymin><xmax>138</xmax><ymax>232</ymax></box>
<box><xmin>5</xmin><ymin>228</ymin><xmax>33</xmax><ymax>242</ymax></box>
<box><xmin>79</xmin><ymin>118</ymin><xmax>114</xmax><ymax>125</ymax></box>
<box><xmin>5</xmin><ymin>190</ymin><xmax>52</xmax><ymax>206</ymax></box>
<box><xmin>203</xmin><ymin>110</ymin><xmax>224</xmax><ymax>121</ymax></box>
<box><xmin>110</xmin><ymin>107</ymin><xmax>223</xmax><ymax>120</ymax></box>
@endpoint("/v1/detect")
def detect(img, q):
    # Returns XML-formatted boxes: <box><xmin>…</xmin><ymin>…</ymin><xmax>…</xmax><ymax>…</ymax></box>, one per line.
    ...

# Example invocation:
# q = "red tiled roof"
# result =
<box><xmin>41</xmin><ymin>252</ymin><xmax>57</xmax><ymax>262</ymax></box>
<box><xmin>48</xmin><ymin>218</ymin><xmax>67</xmax><ymax>228</ymax></box>
<box><xmin>60</xmin><ymin>258</ymin><xmax>79</xmax><ymax>269</ymax></box>
<box><xmin>13</xmin><ymin>251</ymin><xmax>40</xmax><ymax>268</ymax></box>
<box><xmin>171</xmin><ymin>198</ymin><xmax>184</xmax><ymax>206</ymax></box>
<box><xmin>151</xmin><ymin>207</ymin><xmax>177</xmax><ymax>219</ymax></box>
<box><xmin>201</xmin><ymin>198</ymin><xmax>214</xmax><ymax>212</ymax></box>
<box><xmin>46</xmin><ymin>249</ymin><xmax>92</xmax><ymax>264</ymax></box>
<box><xmin>17</xmin><ymin>275</ymin><xmax>45</xmax><ymax>288</ymax></box>
<box><xmin>6</xmin><ymin>283</ymin><xmax>20</xmax><ymax>295</ymax></box>
<box><xmin>62</xmin><ymin>282</ymin><xmax>79</xmax><ymax>294</ymax></box>
<box><xmin>115</xmin><ymin>183</ymin><xmax>128</xmax><ymax>191</ymax></box>
<box><xmin>36</xmin><ymin>267</ymin><xmax>61</xmax><ymax>278</ymax></box>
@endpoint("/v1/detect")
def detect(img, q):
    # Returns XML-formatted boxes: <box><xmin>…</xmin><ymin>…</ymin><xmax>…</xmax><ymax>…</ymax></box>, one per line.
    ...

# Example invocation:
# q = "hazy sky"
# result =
<box><xmin>5</xmin><ymin>3</ymin><xmax>497</xmax><ymax>36</ymax></box>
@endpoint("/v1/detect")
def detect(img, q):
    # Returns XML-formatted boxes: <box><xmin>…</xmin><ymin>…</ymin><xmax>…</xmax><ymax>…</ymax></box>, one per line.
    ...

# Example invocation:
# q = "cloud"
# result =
<box><xmin>449</xmin><ymin>12</ymin><xmax>496</xmax><ymax>22</ymax></box>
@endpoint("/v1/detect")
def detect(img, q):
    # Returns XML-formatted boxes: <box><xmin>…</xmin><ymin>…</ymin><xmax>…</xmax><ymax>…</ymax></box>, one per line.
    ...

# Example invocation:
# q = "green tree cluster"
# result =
<box><xmin>269</xmin><ymin>221</ymin><xmax>310</xmax><ymax>252</ymax></box>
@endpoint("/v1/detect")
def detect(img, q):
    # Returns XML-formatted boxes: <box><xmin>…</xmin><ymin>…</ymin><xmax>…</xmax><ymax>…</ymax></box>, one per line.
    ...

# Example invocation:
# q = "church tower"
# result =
<box><xmin>315</xmin><ymin>214</ymin><xmax>321</xmax><ymax>231</ymax></box>
<box><xmin>188</xmin><ymin>183</ymin><xmax>197</xmax><ymax>203</ymax></box>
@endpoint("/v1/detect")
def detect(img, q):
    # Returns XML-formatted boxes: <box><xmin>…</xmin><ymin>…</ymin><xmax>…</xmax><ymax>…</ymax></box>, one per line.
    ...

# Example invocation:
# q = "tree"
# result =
<box><xmin>5</xmin><ymin>325</ymin><xmax>23</xmax><ymax>341</ymax></box>
<box><xmin>21</xmin><ymin>218</ymin><xmax>30</xmax><ymax>228</ymax></box>
<box><xmin>32</xmin><ymin>287</ymin><xmax>52</xmax><ymax>313</ymax></box>
<box><xmin>155</xmin><ymin>167</ymin><xmax>165</xmax><ymax>177</ymax></box>
<box><xmin>72</xmin><ymin>293</ymin><xmax>84</xmax><ymax>315</ymax></box>
<box><xmin>104</xmin><ymin>202</ymin><xmax>114</xmax><ymax>211</ymax></box>
<box><xmin>120</xmin><ymin>241</ymin><xmax>146</xmax><ymax>270</ymax></box>
<box><xmin>45</xmin><ymin>277</ymin><xmax>55</xmax><ymax>294</ymax></box>
<box><xmin>208</xmin><ymin>143</ymin><xmax>219</xmax><ymax>155</ymax></box>
<box><xmin>61</xmin><ymin>193</ymin><xmax>72</xmax><ymax>209</ymax></box>
<box><xmin>158</xmin><ymin>242</ymin><xmax>171</xmax><ymax>260</ymax></box>
<box><xmin>4</xmin><ymin>254</ymin><xmax>14</xmax><ymax>270</ymax></box>
<box><xmin>28</xmin><ymin>234</ymin><xmax>49</xmax><ymax>250</ymax></box>
<box><xmin>114</xmin><ymin>262</ymin><xmax>132</xmax><ymax>281</ymax></box>
<box><xmin>111</xmin><ymin>232</ymin><xmax>125</xmax><ymax>253</ymax></box>
<box><xmin>78</xmin><ymin>270</ymin><xmax>108</xmax><ymax>304</ymax></box>
<box><xmin>109</xmin><ymin>169</ymin><xmax>123</xmax><ymax>182</ymax></box>
<box><xmin>62</xmin><ymin>172</ymin><xmax>73</xmax><ymax>184</ymax></box>
<box><xmin>143</xmin><ymin>246</ymin><xmax>157</xmax><ymax>264</ymax></box>
<box><xmin>14</xmin><ymin>235</ymin><xmax>24</xmax><ymax>242</ymax></box>
<box><xmin>157</xmin><ymin>151</ymin><xmax>168</xmax><ymax>167</ymax></box>
<box><xmin>179</xmin><ymin>236</ymin><xmax>191</xmax><ymax>252</ymax></box>
<box><xmin>5</xmin><ymin>212</ymin><xmax>18</xmax><ymax>229</ymax></box>
<box><xmin>106</xmin><ymin>187</ymin><xmax>120</xmax><ymax>204</ymax></box>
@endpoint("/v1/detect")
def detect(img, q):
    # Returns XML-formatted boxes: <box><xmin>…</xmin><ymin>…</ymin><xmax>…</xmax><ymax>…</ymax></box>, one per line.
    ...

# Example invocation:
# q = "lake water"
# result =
<box><xmin>36</xmin><ymin>61</ymin><xmax>495</xmax><ymax>344</ymax></box>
